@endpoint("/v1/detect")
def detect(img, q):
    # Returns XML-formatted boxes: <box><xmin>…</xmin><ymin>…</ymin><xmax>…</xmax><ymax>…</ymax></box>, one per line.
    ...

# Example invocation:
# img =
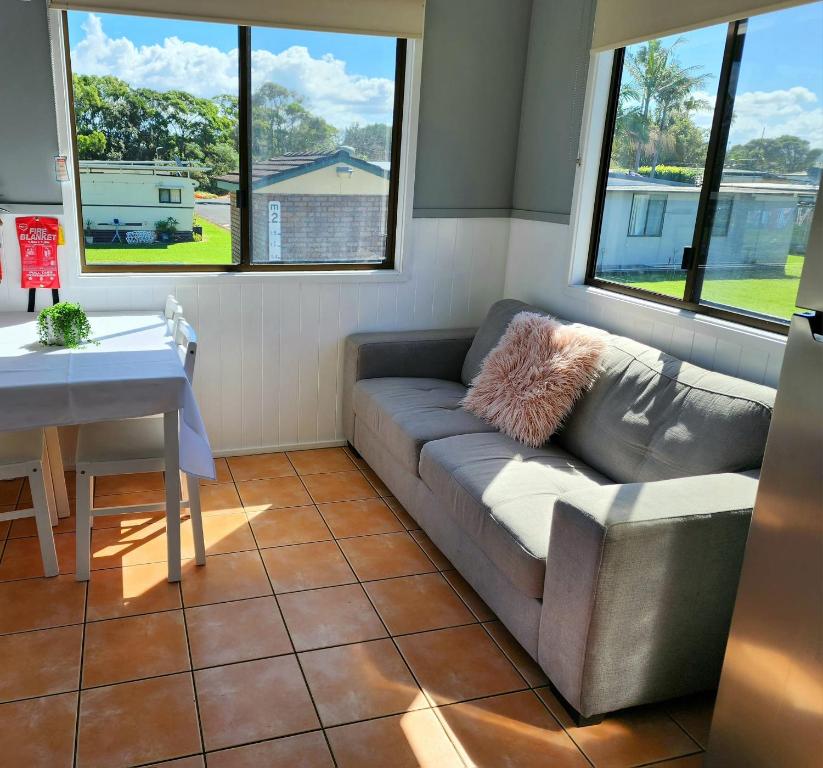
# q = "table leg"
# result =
<box><xmin>44</xmin><ymin>427</ymin><xmax>71</xmax><ymax>519</ymax></box>
<box><xmin>164</xmin><ymin>410</ymin><xmax>181</xmax><ymax>583</ymax></box>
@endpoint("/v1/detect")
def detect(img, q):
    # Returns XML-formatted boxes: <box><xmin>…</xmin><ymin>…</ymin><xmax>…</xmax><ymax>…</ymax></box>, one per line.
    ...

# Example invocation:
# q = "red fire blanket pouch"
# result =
<box><xmin>16</xmin><ymin>216</ymin><xmax>60</xmax><ymax>289</ymax></box>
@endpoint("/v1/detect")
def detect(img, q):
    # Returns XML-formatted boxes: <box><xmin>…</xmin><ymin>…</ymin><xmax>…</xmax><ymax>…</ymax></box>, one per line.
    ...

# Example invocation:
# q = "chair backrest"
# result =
<box><xmin>165</xmin><ymin>295</ymin><xmax>183</xmax><ymax>334</ymax></box>
<box><xmin>174</xmin><ymin>318</ymin><xmax>198</xmax><ymax>383</ymax></box>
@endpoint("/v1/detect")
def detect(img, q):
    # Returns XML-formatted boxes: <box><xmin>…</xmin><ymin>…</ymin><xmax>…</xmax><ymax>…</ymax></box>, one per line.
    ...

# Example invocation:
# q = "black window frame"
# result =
<box><xmin>587</xmin><ymin>20</ymin><xmax>793</xmax><ymax>335</ymax></box>
<box><xmin>158</xmin><ymin>188</ymin><xmax>182</xmax><ymax>205</ymax></box>
<box><xmin>64</xmin><ymin>13</ymin><xmax>406</xmax><ymax>274</ymax></box>
<box><xmin>627</xmin><ymin>193</ymin><xmax>667</xmax><ymax>237</ymax></box>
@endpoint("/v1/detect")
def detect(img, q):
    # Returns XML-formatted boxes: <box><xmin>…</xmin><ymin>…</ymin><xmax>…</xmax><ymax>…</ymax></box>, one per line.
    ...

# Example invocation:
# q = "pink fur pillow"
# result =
<box><xmin>462</xmin><ymin>312</ymin><xmax>605</xmax><ymax>448</ymax></box>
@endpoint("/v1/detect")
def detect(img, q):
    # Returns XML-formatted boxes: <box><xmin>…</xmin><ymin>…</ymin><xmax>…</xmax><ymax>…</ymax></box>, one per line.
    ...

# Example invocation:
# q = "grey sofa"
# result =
<box><xmin>343</xmin><ymin>299</ymin><xmax>775</xmax><ymax>722</ymax></box>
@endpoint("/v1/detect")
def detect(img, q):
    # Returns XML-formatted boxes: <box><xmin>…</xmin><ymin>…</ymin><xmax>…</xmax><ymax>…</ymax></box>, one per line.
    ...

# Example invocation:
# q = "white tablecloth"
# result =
<box><xmin>0</xmin><ymin>311</ymin><xmax>215</xmax><ymax>479</ymax></box>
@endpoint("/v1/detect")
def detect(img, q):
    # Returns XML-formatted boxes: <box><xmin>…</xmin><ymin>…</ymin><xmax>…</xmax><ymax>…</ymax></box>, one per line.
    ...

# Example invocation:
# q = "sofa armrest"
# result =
<box><xmin>540</xmin><ymin>472</ymin><xmax>759</xmax><ymax>717</ymax></box>
<box><xmin>342</xmin><ymin>329</ymin><xmax>476</xmax><ymax>443</ymax></box>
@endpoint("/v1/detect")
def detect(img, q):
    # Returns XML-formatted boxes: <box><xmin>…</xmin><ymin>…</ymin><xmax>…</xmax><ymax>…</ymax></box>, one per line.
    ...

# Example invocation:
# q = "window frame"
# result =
<box><xmin>63</xmin><ymin>13</ymin><xmax>407</xmax><ymax>274</ymax></box>
<box><xmin>586</xmin><ymin>20</ymin><xmax>792</xmax><ymax>335</ymax></box>
<box><xmin>158</xmin><ymin>188</ymin><xmax>182</xmax><ymax>205</ymax></box>
<box><xmin>627</xmin><ymin>193</ymin><xmax>667</xmax><ymax>237</ymax></box>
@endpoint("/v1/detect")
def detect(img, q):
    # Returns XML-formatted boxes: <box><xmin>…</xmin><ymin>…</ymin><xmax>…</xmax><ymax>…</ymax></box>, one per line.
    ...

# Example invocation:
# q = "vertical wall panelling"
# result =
<box><xmin>261</xmin><ymin>283</ymin><xmax>282</xmax><ymax>448</ymax></box>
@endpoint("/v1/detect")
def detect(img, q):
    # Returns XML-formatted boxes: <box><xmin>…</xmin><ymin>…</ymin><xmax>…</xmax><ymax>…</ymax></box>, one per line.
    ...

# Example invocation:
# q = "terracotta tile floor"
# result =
<box><xmin>0</xmin><ymin>446</ymin><xmax>712</xmax><ymax>767</ymax></box>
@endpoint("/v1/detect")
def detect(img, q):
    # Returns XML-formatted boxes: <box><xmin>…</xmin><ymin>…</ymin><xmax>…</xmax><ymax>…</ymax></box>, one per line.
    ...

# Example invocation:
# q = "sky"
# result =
<box><xmin>67</xmin><ymin>11</ymin><xmax>397</xmax><ymax>129</ymax></box>
<box><xmin>626</xmin><ymin>2</ymin><xmax>823</xmax><ymax>148</ymax></box>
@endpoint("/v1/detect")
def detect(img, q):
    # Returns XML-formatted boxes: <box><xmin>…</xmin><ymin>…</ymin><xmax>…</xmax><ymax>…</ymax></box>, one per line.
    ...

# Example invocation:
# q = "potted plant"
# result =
<box><xmin>37</xmin><ymin>302</ymin><xmax>95</xmax><ymax>348</ymax></box>
<box><xmin>155</xmin><ymin>216</ymin><xmax>179</xmax><ymax>243</ymax></box>
<box><xmin>84</xmin><ymin>219</ymin><xmax>94</xmax><ymax>245</ymax></box>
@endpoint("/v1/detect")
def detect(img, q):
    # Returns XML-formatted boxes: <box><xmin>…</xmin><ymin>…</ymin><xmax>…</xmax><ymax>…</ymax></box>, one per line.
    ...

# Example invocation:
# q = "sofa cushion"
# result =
<box><xmin>555</xmin><ymin>334</ymin><xmax>776</xmax><ymax>483</ymax></box>
<box><xmin>419</xmin><ymin>432</ymin><xmax>611</xmax><ymax>597</ymax></box>
<box><xmin>461</xmin><ymin>299</ymin><xmax>549</xmax><ymax>386</ymax></box>
<box><xmin>353</xmin><ymin>378</ymin><xmax>497</xmax><ymax>475</ymax></box>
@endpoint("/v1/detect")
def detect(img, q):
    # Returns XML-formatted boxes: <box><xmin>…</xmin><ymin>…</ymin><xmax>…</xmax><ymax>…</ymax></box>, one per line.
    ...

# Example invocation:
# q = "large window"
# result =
<box><xmin>64</xmin><ymin>11</ymin><xmax>405</xmax><ymax>271</ymax></box>
<box><xmin>588</xmin><ymin>3</ymin><xmax>822</xmax><ymax>330</ymax></box>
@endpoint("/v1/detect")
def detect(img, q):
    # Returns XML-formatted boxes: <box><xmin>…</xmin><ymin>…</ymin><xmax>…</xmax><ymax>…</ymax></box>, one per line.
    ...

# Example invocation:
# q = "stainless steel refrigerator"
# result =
<box><xmin>705</xmin><ymin>196</ymin><xmax>823</xmax><ymax>765</ymax></box>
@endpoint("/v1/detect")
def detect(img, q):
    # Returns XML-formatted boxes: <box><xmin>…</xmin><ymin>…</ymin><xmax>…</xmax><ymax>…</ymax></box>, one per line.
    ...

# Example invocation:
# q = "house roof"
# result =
<box><xmin>215</xmin><ymin>149</ymin><xmax>389</xmax><ymax>191</ymax></box>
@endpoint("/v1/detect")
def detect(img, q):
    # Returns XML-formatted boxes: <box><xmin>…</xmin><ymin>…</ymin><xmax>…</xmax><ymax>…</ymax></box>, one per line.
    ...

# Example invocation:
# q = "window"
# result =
<box><xmin>64</xmin><ymin>11</ymin><xmax>405</xmax><ymax>271</ymax></box>
<box><xmin>628</xmin><ymin>194</ymin><xmax>667</xmax><ymax>236</ymax></box>
<box><xmin>588</xmin><ymin>3</ymin><xmax>823</xmax><ymax>331</ymax></box>
<box><xmin>159</xmin><ymin>188</ymin><xmax>182</xmax><ymax>204</ymax></box>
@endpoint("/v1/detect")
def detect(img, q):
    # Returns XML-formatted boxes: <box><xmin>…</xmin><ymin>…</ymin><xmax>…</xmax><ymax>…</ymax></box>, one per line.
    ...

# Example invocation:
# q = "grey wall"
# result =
<box><xmin>512</xmin><ymin>0</ymin><xmax>596</xmax><ymax>223</ymax></box>
<box><xmin>413</xmin><ymin>0</ymin><xmax>533</xmax><ymax>217</ymax></box>
<box><xmin>0</xmin><ymin>0</ymin><xmax>62</xmax><ymax>206</ymax></box>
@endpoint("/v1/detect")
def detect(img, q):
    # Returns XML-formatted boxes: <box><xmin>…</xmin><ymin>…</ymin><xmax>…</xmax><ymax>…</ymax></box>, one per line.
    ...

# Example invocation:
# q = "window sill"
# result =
<box><xmin>73</xmin><ymin>267</ymin><xmax>412</xmax><ymax>285</ymax></box>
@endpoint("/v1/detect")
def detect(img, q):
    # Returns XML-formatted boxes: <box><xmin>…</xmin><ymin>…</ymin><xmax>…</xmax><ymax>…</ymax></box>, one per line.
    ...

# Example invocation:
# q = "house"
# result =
<box><xmin>598</xmin><ymin>172</ymin><xmax>817</xmax><ymax>274</ymax></box>
<box><xmin>216</xmin><ymin>148</ymin><xmax>390</xmax><ymax>263</ymax></box>
<box><xmin>78</xmin><ymin>160</ymin><xmax>207</xmax><ymax>243</ymax></box>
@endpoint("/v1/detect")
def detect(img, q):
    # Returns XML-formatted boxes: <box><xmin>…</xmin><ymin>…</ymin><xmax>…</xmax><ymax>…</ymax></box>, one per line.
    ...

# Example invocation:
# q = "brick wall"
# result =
<box><xmin>227</xmin><ymin>193</ymin><xmax>388</xmax><ymax>263</ymax></box>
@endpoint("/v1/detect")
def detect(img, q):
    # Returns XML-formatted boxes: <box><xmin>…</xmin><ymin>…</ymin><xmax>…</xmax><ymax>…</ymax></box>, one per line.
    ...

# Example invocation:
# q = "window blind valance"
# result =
<box><xmin>591</xmin><ymin>0</ymin><xmax>810</xmax><ymax>50</ymax></box>
<box><xmin>49</xmin><ymin>0</ymin><xmax>426</xmax><ymax>38</ymax></box>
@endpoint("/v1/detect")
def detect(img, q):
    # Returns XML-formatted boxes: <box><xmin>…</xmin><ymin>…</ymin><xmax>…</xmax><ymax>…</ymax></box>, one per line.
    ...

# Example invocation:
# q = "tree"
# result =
<box><xmin>342</xmin><ymin>123</ymin><xmax>392</xmax><ymax>161</ymax></box>
<box><xmin>726</xmin><ymin>135</ymin><xmax>823</xmax><ymax>174</ymax></box>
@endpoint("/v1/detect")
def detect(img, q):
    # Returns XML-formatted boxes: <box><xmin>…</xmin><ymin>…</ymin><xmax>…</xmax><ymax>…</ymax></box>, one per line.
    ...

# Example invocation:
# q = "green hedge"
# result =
<box><xmin>637</xmin><ymin>166</ymin><xmax>701</xmax><ymax>184</ymax></box>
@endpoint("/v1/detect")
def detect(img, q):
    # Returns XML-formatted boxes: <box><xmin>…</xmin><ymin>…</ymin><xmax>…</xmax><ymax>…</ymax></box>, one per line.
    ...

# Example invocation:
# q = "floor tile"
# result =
<box><xmin>338</xmin><ymin>531</ymin><xmax>435</xmax><ymax>581</ymax></box>
<box><xmin>144</xmin><ymin>756</ymin><xmax>204</xmax><ymax>768</ymax></box>
<box><xmin>278</xmin><ymin>583</ymin><xmax>387</xmax><ymax>651</ymax></box>
<box><xmin>318</xmin><ymin>498</ymin><xmax>404</xmax><ymax>538</ymax></box>
<box><xmin>287</xmin><ymin>447</ymin><xmax>356</xmax><ymax>475</ymax></box>
<box><xmin>186</xmin><ymin>596</ymin><xmax>291</xmax><ymax>668</ymax></box>
<box><xmin>195</xmin><ymin>655</ymin><xmax>319</xmax><ymax>751</ymax></box>
<box><xmin>16</xmin><ymin>478</ymin><xmax>32</xmax><ymax>508</ymax></box>
<box><xmin>0</xmin><ymin>478</ymin><xmax>23</xmax><ymax>506</ymax></box>
<box><xmin>327</xmin><ymin>708</ymin><xmax>464</xmax><ymax>768</ymax></box>
<box><xmin>77</xmin><ymin>673</ymin><xmax>201</xmax><ymax>768</ymax></box>
<box><xmin>647</xmin><ymin>755</ymin><xmax>705</xmax><ymax>767</ymax></box>
<box><xmin>396</xmin><ymin>624</ymin><xmax>526</xmax><ymax>705</ymax></box>
<box><xmin>443</xmin><ymin>570</ymin><xmax>496</xmax><ymax>621</ymax></box>
<box><xmin>0</xmin><ymin>531</ymin><xmax>76</xmax><ymax>579</ymax></box>
<box><xmin>201</xmin><ymin>457</ymin><xmax>232</xmax><ymax>485</ymax></box>
<box><xmin>227</xmin><ymin>453</ymin><xmax>295</xmax><ymax>482</ymax></box>
<box><xmin>302</xmin><ymin>470</ymin><xmax>378</xmax><ymax>504</ymax></box>
<box><xmin>181</xmin><ymin>551</ymin><xmax>272</xmax><ymax>607</ymax></box>
<box><xmin>91</xmin><ymin>517</ymin><xmax>169</xmax><ymax>569</ymax></box>
<box><xmin>82</xmin><ymin>610</ymin><xmax>189</xmax><ymax>687</ymax></box>
<box><xmin>666</xmin><ymin>693</ymin><xmax>715</xmax><ymax>749</ymax></box>
<box><xmin>0</xmin><ymin>692</ymin><xmax>77</xmax><ymax>768</ymax></box>
<box><xmin>536</xmin><ymin>687</ymin><xmax>700</xmax><ymax>768</ymax></box>
<box><xmin>94</xmin><ymin>471</ymin><xmax>165</xmax><ymax>497</ymax></box>
<box><xmin>248</xmin><ymin>504</ymin><xmax>332</xmax><ymax>548</ymax></box>
<box><xmin>86</xmin><ymin>560</ymin><xmax>181</xmax><ymax>621</ymax></box>
<box><xmin>0</xmin><ymin>575</ymin><xmax>86</xmax><ymax>634</ymax></box>
<box><xmin>92</xmin><ymin>493</ymin><xmax>166</xmax><ymax>527</ymax></box>
<box><xmin>9</xmin><ymin>510</ymin><xmax>76</xmax><ymax>538</ymax></box>
<box><xmin>187</xmin><ymin>511</ymin><xmax>256</xmax><ymax>556</ymax></box>
<box><xmin>362</xmin><ymin>468</ymin><xmax>391</xmax><ymax>497</ymax></box>
<box><xmin>236</xmin><ymin>476</ymin><xmax>312</xmax><ymax>511</ymax></box>
<box><xmin>384</xmin><ymin>497</ymin><xmax>420</xmax><ymax>530</ymax></box>
<box><xmin>207</xmin><ymin>732</ymin><xmax>333</xmax><ymax>768</ymax></box>
<box><xmin>438</xmin><ymin>690</ymin><xmax>590</xmax><ymax>768</ymax></box>
<box><xmin>410</xmin><ymin>530</ymin><xmax>452</xmax><ymax>570</ymax></box>
<box><xmin>260</xmin><ymin>540</ymin><xmax>355</xmax><ymax>593</ymax></box>
<box><xmin>484</xmin><ymin>620</ymin><xmax>549</xmax><ymax>687</ymax></box>
<box><xmin>198</xmin><ymin>482</ymin><xmax>243</xmax><ymax>515</ymax></box>
<box><xmin>300</xmin><ymin>638</ymin><xmax>425</xmax><ymax>726</ymax></box>
<box><xmin>364</xmin><ymin>572</ymin><xmax>476</xmax><ymax>635</ymax></box>
<box><xmin>0</xmin><ymin>625</ymin><xmax>82</xmax><ymax>702</ymax></box>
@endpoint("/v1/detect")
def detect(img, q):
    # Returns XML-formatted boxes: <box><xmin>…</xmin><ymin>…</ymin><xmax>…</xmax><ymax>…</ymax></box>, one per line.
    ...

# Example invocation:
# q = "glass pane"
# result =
<box><xmin>248</xmin><ymin>28</ymin><xmax>397</xmax><ymax>265</ymax></box>
<box><xmin>593</xmin><ymin>24</ymin><xmax>728</xmax><ymax>298</ymax></box>
<box><xmin>698</xmin><ymin>3</ymin><xmax>823</xmax><ymax>322</ymax></box>
<box><xmin>67</xmin><ymin>11</ymin><xmax>239</xmax><ymax>266</ymax></box>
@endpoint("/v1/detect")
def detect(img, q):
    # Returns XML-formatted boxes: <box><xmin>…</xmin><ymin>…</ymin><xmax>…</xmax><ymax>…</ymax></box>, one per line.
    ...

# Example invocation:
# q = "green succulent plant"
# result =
<box><xmin>37</xmin><ymin>302</ymin><xmax>95</xmax><ymax>348</ymax></box>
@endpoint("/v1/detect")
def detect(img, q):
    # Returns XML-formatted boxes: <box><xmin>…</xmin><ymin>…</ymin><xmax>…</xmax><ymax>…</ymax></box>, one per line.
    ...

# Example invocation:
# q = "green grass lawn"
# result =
<box><xmin>85</xmin><ymin>219</ymin><xmax>233</xmax><ymax>265</ymax></box>
<box><xmin>603</xmin><ymin>254</ymin><xmax>804</xmax><ymax>321</ymax></box>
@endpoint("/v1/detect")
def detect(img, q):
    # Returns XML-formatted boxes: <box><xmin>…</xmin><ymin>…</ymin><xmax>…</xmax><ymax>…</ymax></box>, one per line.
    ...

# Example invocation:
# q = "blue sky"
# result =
<box><xmin>626</xmin><ymin>2</ymin><xmax>823</xmax><ymax>147</ymax></box>
<box><xmin>67</xmin><ymin>11</ymin><xmax>397</xmax><ymax>128</ymax></box>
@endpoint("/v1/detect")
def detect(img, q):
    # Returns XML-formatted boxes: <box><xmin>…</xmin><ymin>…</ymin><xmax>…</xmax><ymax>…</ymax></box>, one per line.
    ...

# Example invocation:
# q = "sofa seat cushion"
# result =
<box><xmin>419</xmin><ymin>432</ymin><xmax>611</xmax><ymax>597</ymax></box>
<box><xmin>353</xmin><ymin>378</ymin><xmax>497</xmax><ymax>475</ymax></box>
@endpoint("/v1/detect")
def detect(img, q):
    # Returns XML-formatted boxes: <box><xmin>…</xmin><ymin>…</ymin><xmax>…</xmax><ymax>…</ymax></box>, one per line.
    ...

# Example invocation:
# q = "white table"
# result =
<box><xmin>0</xmin><ymin>311</ymin><xmax>215</xmax><ymax>580</ymax></box>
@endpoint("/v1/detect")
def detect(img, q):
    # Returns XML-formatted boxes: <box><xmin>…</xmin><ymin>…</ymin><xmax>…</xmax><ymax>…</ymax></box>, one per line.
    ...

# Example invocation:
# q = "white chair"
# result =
<box><xmin>164</xmin><ymin>295</ymin><xmax>184</xmax><ymax>336</ymax></box>
<box><xmin>0</xmin><ymin>429</ymin><xmax>59</xmax><ymax>577</ymax></box>
<box><xmin>74</xmin><ymin>319</ymin><xmax>205</xmax><ymax>581</ymax></box>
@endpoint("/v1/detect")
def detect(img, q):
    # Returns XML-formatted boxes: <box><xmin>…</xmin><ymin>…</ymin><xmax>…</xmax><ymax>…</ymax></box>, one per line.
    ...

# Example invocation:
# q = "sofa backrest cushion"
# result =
<box><xmin>461</xmin><ymin>299</ymin><xmax>546</xmax><ymax>385</ymax></box>
<box><xmin>554</xmin><ymin>333</ymin><xmax>776</xmax><ymax>482</ymax></box>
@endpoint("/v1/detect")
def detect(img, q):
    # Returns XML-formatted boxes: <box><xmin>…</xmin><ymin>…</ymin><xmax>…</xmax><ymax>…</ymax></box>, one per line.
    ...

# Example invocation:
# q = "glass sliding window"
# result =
<box><xmin>696</xmin><ymin>3</ymin><xmax>823</xmax><ymax>323</ymax></box>
<box><xmin>66</xmin><ymin>11</ymin><xmax>239</xmax><ymax>267</ymax></box>
<box><xmin>589</xmin><ymin>2</ymin><xmax>823</xmax><ymax>331</ymax></box>
<box><xmin>244</xmin><ymin>28</ymin><xmax>403</xmax><ymax>267</ymax></box>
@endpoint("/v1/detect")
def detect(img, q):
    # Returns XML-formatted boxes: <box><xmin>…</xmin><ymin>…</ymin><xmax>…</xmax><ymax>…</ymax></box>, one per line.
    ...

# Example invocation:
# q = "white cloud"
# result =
<box><xmin>70</xmin><ymin>14</ymin><xmax>395</xmax><ymax>128</ymax></box>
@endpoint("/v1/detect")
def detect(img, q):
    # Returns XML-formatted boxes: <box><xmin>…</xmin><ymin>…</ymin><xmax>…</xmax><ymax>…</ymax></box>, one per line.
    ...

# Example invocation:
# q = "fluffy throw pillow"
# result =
<box><xmin>462</xmin><ymin>311</ymin><xmax>605</xmax><ymax>447</ymax></box>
